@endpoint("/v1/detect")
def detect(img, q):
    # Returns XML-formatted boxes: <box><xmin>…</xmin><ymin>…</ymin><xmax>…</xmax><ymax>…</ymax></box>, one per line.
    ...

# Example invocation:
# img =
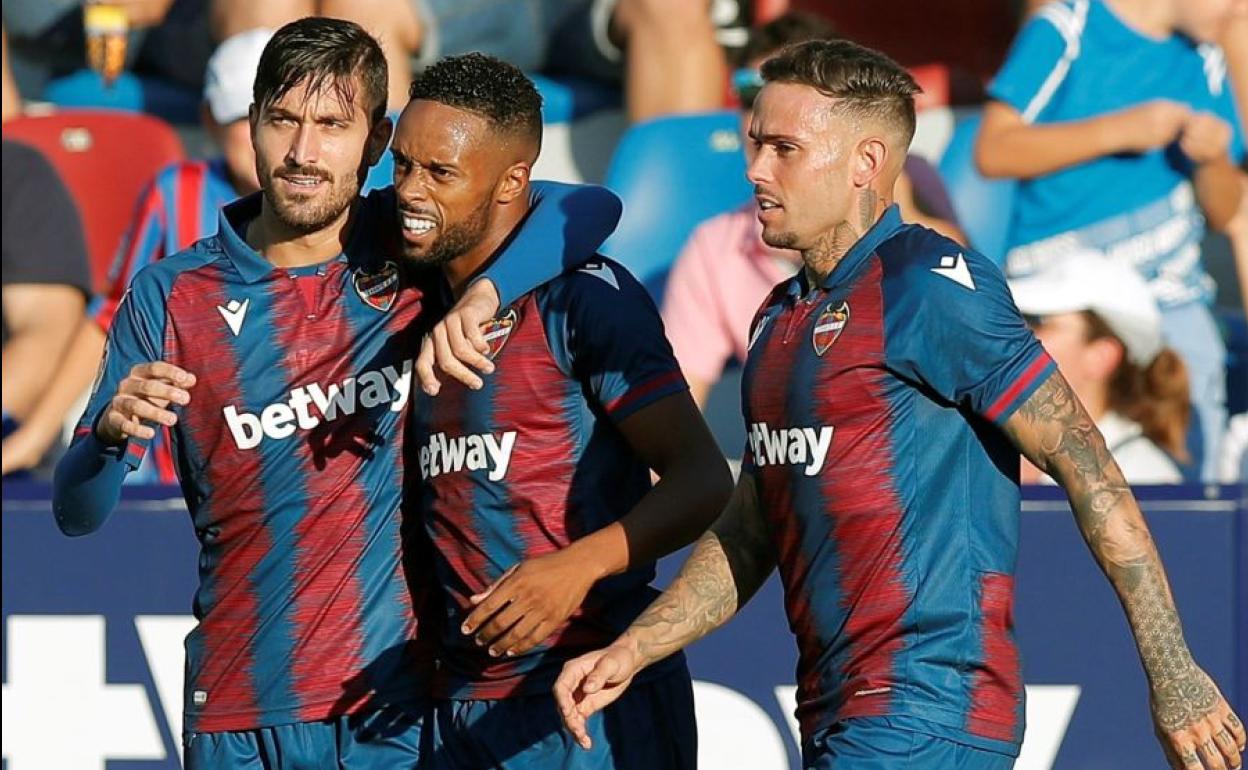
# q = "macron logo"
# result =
<box><xmin>748</xmin><ymin>422</ymin><xmax>834</xmax><ymax>476</ymax></box>
<box><xmin>217</xmin><ymin>299</ymin><xmax>249</xmax><ymax>337</ymax></box>
<box><xmin>931</xmin><ymin>253</ymin><xmax>976</xmax><ymax>291</ymax></box>
<box><xmin>222</xmin><ymin>359</ymin><xmax>413</xmax><ymax>450</ymax></box>
<box><xmin>419</xmin><ymin>431</ymin><xmax>517</xmax><ymax>482</ymax></box>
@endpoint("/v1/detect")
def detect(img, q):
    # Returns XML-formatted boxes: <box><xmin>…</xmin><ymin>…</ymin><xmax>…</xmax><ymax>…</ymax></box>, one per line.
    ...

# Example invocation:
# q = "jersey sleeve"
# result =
<box><xmin>987</xmin><ymin>4</ymin><xmax>1075</xmax><ymax>122</ymax></box>
<box><xmin>90</xmin><ymin>176</ymin><xmax>168</xmax><ymax>330</ymax></box>
<box><xmin>480</xmin><ymin>181</ymin><xmax>623</xmax><ymax>307</ymax></box>
<box><xmin>1201</xmin><ymin>46</ymin><xmax>1245</xmax><ymax>163</ymax></box>
<box><xmin>661</xmin><ymin>223</ymin><xmax>735</xmax><ymax>384</ymax></box>
<box><xmin>544</xmin><ymin>260</ymin><xmax>688</xmax><ymax>423</ymax></box>
<box><xmin>53</xmin><ymin>268</ymin><xmax>169</xmax><ymax>535</ymax></box>
<box><xmin>882</xmin><ymin>241</ymin><xmax>1055</xmax><ymax>425</ymax></box>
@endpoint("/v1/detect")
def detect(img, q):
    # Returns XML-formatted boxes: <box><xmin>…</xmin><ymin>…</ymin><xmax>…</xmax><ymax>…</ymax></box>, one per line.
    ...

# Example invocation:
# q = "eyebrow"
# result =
<box><xmin>390</xmin><ymin>149</ymin><xmax>459</xmax><ymax>170</ymax></box>
<box><xmin>747</xmin><ymin>130</ymin><xmax>803</xmax><ymax>144</ymax></box>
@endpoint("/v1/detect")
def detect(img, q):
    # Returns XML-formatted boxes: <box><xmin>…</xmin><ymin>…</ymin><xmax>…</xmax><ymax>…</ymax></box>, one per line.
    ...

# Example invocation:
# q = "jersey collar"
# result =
<box><xmin>818</xmin><ymin>203</ymin><xmax>903</xmax><ymax>291</ymax></box>
<box><xmin>217</xmin><ymin>192</ymin><xmax>382</xmax><ymax>283</ymax></box>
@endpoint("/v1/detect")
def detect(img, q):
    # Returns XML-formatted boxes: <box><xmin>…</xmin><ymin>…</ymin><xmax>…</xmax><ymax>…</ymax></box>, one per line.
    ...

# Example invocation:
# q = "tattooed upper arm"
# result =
<box><xmin>1002</xmin><ymin>369</ymin><xmax>1131</xmax><ymax>541</ymax></box>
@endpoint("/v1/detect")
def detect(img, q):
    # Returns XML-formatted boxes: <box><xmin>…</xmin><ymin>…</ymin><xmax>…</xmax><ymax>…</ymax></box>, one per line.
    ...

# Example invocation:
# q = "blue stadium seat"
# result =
<box><xmin>1220</xmin><ymin>307</ymin><xmax>1248</xmax><ymax>416</ymax></box>
<box><xmin>937</xmin><ymin>111</ymin><xmax>1017</xmax><ymax>266</ymax></box>
<box><xmin>43</xmin><ymin>70</ymin><xmax>200</xmax><ymax>125</ymax></box>
<box><xmin>601</xmin><ymin>111</ymin><xmax>753</xmax><ymax>298</ymax></box>
<box><xmin>529</xmin><ymin>73</ymin><xmax>621</xmax><ymax>124</ymax></box>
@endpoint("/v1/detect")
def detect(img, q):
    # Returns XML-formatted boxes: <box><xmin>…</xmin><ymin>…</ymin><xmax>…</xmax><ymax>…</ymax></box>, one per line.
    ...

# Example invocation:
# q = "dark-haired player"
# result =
<box><xmin>53</xmin><ymin>18</ymin><xmax>621</xmax><ymax>769</ymax></box>
<box><xmin>394</xmin><ymin>53</ymin><xmax>732</xmax><ymax>769</ymax></box>
<box><xmin>556</xmin><ymin>39</ymin><xmax>1245</xmax><ymax>770</ymax></box>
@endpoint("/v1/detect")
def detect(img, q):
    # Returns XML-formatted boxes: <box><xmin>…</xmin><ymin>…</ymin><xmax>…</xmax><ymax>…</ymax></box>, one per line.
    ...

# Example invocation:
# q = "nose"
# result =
<box><xmin>286</xmin><ymin>122</ymin><xmax>320</xmax><ymax>168</ymax></box>
<box><xmin>746</xmin><ymin>148</ymin><xmax>771</xmax><ymax>188</ymax></box>
<box><xmin>396</xmin><ymin>164</ymin><xmax>430</xmax><ymax>204</ymax></box>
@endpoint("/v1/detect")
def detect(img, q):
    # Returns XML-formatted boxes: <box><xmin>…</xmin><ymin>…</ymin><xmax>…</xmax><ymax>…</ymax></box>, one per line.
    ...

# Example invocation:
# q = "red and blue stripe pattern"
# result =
<box><xmin>90</xmin><ymin>159</ymin><xmax>237</xmax><ymax>484</ymax></box>
<box><xmin>741</xmin><ymin>207</ymin><xmax>1052</xmax><ymax>756</ymax></box>
<box><xmin>414</xmin><ymin>259</ymin><xmax>688</xmax><ymax>699</ymax></box>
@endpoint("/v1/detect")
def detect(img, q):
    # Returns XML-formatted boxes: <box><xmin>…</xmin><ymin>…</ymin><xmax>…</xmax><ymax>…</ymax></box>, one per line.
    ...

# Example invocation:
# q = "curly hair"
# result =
<box><xmin>409</xmin><ymin>53</ymin><xmax>543</xmax><ymax>153</ymax></box>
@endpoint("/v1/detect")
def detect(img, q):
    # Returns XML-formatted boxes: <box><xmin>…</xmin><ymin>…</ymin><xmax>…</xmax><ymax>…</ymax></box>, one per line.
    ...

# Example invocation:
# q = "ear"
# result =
<box><xmin>365</xmin><ymin>115</ymin><xmax>394</xmax><ymax>167</ymax></box>
<box><xmin>851</xmin><ymin>135</ymin><xmax>889</xmax><ymax>190</ymax></box>
<box><xmin>1085</xmin><ymin>336</ymin><xmax>1125</xmax><ymax>381</ymax></box>
<box><xmin>496</xmin><ymin>162</ymin><xmax>531</xmax><ymax>204</ymax></box>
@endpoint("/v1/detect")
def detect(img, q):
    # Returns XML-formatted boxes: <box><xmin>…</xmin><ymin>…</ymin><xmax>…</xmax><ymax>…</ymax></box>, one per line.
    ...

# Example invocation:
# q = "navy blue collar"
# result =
<box><xmin>217</xmin><ymin>192</ymin><xmax>384</xmax><ymax>283</ymax></box>
<box><xmin>788</xmin><ymin>204</ymin><xmax>903</xmax><ymax>297</ymax></box>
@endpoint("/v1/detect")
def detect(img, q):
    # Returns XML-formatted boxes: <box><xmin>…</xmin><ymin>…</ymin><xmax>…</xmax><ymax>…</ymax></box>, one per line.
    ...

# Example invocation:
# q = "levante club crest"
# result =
<box><xmin>353</xmin><ymin>261</ymin><xmax>400</xmax><ymax>312</ymax></box>
<box><xmin>481</xmin><ymin>308</ymin><xmax>518</xmax><ymax>359</ymax></box>
<box><xmin>812</xmin><ymin>301</ymin><xmax>849</xmax><ymax>356</ymax></box>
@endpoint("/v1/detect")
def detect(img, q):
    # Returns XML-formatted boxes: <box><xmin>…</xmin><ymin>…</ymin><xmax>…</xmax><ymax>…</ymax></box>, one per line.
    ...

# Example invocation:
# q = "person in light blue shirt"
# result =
<box><xmin>976</xmin><ymin>0</ymin><xmax>1246</xmax><ymax>481</ymax></box>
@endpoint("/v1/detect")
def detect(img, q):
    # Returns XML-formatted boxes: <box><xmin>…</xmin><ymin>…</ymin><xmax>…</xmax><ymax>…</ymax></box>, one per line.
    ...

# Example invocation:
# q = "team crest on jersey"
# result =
<box><xmin>353</xmin><ymin>261</ymin><xmax>400</xmax><ymax>312</ymax></box>
<box><xmin>480</xmin><ymin>308</ymin><xmax>518</xmax><ymax>359</ymax></box>
<box><xmin>812</xmin><ymin>301</ymin><xmax>849</xmax><ymax>356</ymax></box>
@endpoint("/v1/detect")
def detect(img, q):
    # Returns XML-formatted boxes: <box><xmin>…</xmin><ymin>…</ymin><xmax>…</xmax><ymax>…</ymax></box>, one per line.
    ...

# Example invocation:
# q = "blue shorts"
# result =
<box><xmin>803</xmin><ymin>717</ymin><xmax>1015</xmax><ymax>770</ymax></box>
<box><xmin>183</xmin><ymin>700</ymin><xmax>429</xmax><ymax>770</ymax></box>
<box><xmin>428</xmin><ymin>665</ymin><xmax>697</xmax><ymax>770</ymax></box>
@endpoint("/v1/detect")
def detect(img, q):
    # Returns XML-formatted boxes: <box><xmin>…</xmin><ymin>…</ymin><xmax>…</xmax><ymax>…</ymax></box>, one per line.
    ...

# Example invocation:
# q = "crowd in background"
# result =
<box><xmin>3</xmin><ymin>0</ymin><xmax>1247</xmax><ymax>485</ymax></box>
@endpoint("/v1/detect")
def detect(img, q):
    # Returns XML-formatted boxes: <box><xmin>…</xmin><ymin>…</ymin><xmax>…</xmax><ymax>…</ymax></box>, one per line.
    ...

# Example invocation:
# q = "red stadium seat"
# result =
<box><xmin>3</xmin><ymin>110</ymin><xmax>184</xmax><ymax>292</ymax></box>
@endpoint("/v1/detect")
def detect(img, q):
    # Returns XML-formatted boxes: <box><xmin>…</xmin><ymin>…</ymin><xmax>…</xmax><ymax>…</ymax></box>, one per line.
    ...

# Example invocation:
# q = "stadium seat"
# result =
<box><xmin>3</xmin><ymin>110</ymin><xmax>185</xmax><ymax>292</ymax></box>
<box><xmin>601</xmin><ymin>111</ymin><xmax>753</xmax><ymax>298</ymax></box>
<box><xmin>937</xmin><ymin>110</ymin><xmax>1016</xmax><ymax>265</ymax></box>
<box><xmin>530</xmin><ymin>73</ymin><xmax>622</xmax><ymax>124</ymax></box>
<box><xmin>43</xmin><ymin>70</ymin><xmax>201</xmax><ymax>125</ymax></box>
<box><xmin>1220</xmin><ymin>307</ymin><xmax>1248</xmax><ymax>416</ymax></box>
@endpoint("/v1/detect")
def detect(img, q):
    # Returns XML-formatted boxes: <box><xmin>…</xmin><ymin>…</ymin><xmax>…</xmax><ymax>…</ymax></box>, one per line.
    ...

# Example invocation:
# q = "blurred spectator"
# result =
<box><xmin>1223</xmin><ymin>10</ymin><xmax>1248</xmax><ymax>315</ymax></box>
<box><xmin>662</xmin><ymin>12</ymin><xmax>964</xmax><ymax>407</ymax></box>
<box><xmin>3</xmin><ymin>22</ymin><xmax>19</xmax><ymax>121</ymax></box>
<box><xmin>1220</xmin><ymin>413</ymin><xmax>1248</xmax><ymax>482</ymax></box>
<box><xmin>976</xmin><ymin>0</ymin><xmax>1245</xmax><ymax>481</ymax></box>
<box><xmin>4</xmin><ymin>0</ymin><xmax>213</xmax><ymax>97</ymax></box>
<box><xmin>2</xmin><ymin>141</ymin><xmax>91</xmax><ymax>475</ymax></box>
<box><xmin>210</xmin><ymin>0</ymin><xmax>728</xmax><ymax>121</ymax></box>
<box><xmin>0</xmin><ymin>29</ymin><xmax>265</xmax><ymax>480</ymax></box>
<box><xmin>1012</xmin><ymin>253</ymin><xmax>1188</xmax><ymax>485</ymax></box>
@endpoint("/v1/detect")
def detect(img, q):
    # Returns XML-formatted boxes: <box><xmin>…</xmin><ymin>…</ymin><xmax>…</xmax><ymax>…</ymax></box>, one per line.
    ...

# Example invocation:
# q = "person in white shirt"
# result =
<box><xmin>1011</xmin><ymin>252</ymin><xmax>1189</xmax><ymax>485</ymax></box>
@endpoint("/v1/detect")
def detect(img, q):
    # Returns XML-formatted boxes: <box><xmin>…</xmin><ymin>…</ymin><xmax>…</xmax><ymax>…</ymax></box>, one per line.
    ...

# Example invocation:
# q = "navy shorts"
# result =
<box><xmin>183</xmin><ymin>699</ymin><xmax>429</xmax><ymax>770</ymax></box>
<box><xmin>428</xmin><ymin>664</ymin><xmax>697</xmax><ymax>770</ymax></box>
<box><xmin>803</xmin><ymin>716</ymin><xmax>1016</xmax><ymax>770</ymax></box>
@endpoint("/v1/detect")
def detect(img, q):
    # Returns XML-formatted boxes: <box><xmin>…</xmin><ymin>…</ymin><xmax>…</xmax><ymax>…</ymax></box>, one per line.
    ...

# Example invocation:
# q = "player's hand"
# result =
<box><xmin>460</xmin><ymin>549</ymin><xmax>599</xmax><ymax>658</ymax></box>
<box><xmin>553</xmin><ymin>642</ymin><xmax>644</xmax><ymax>750</ymax></box>
<box><xmin>1151</xmin><ymin>664</ymin><xmax>1245</xmax><ymax>770</ymax></box>
<box><xmin>97</xmin><ymin>361</ymin><xmax>195</xmax><ymax>444</ymax></box>
<box><xmin>1111</xmin><ymin>100</ymin><xmax>1192</xmax><ymax>153</ymax></box>
<box><xmin>415</xmin><ymin>279</ymin><xmax>499</xmax><ymax>396</ymax></box>
<box><xmin>1179</xmin><ymin>112</ymin><xmax>1233</xmax><ymax>166</ymax></box>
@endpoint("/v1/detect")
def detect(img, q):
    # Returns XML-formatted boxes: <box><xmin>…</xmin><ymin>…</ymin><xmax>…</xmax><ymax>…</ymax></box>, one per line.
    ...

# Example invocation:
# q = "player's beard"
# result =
<box><xmin>402</xmin><ymin>197</ymin><xmax>493</xmax><ymax>268</ymax></box>
<box><xmin>261</xmin><ymin>163</ymin><xmax>359</xmax><ymax>234</ymax></box>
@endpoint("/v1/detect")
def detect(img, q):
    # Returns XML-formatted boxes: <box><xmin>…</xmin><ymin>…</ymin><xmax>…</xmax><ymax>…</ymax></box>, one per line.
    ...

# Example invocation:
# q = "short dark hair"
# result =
<box><xmin>761</xmin><ymin>39</ymin><xmax>921</xmax><ymax>145</ymax></box>
<box><xmin>741</xmin><ymin>11</ymin><xmax>835</xmax><ymax>66</ymax></box>
<box><xmin>409</xmin><ymin>53</ymin><xmax>543</xmax><ymax>154</ymax></box>
<box><xmin>253</xmin><ymin>17</ymin><xmax>388</xmax><ymax>126</ymax></box>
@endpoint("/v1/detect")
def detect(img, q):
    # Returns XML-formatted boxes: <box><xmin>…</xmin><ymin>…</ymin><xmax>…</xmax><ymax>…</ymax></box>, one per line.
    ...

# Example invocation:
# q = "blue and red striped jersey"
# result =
<box><xmin>741</xmin><ymin>205</ymin><xmax>1054</xmax><ymax>756</ymax></box>
<box><xmin>66</xmin><ymin>183</ymin><xmax>621</xmax><ymax>732</ymax></box>
<box><xmin>91</xmin><ymin>158</ymin><xmax>238</xmax><ymax>484</ymax></box>
<box><xmin>412</xmin><ymin>258</ymin><xmax>688</xmax><ymax>699</ymax></box>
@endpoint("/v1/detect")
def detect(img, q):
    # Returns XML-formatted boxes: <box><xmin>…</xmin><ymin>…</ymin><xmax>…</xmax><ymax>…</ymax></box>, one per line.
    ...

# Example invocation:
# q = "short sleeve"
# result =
<box><xmin>73</xmin><ymin>268</ymin><xmax>168</xmax><ymax>469</ymax></box>
<box><xmin>987</xmin><ymin>4</ymin><xmax>1075</xmax><ymax>123</ymax></box>
<box><xmin>1198</xmin><ymin>45</ymin><xmax>1245</xmax><ymax>163</ymax></box>
<box><xmin>661</xmin><ymin>223</ymin><xmax>736</xmax><ymax>383</ymax></box>
<box><xmin>882</xmin><ymin>240</ymin><xmax>1055</xmax><ymax>425</ymax></box>
<box><xmin>544</xmin><ymin>260</ymin><xmax>688</xmax><ymax>423</ymax></box>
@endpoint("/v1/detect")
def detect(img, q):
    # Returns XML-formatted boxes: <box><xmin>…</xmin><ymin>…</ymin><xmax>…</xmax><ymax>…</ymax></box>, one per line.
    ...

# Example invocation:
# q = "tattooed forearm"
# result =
<box><xmin>1004</xmin><ymin>370</ymin><xmax>1214</xmax><ymax>732</ymax></box>
<box><xmin>622</xmin><ymin>477</ymin><xmax>775</xmax><ymax>667</ymax></box>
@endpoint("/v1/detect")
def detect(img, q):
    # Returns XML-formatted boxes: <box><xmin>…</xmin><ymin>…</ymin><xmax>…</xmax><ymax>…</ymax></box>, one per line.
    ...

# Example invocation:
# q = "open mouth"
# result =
<box><xmin>400</xmin><ymin>212</ymin><xmax>438</xmax><ymax>242</ymax></box>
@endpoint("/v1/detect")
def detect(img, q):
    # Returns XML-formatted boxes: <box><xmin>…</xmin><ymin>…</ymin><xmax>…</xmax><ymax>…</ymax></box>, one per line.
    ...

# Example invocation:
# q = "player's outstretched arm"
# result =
<box><xmin>462</xmin><ymin>391</ymin><xmax>733</xmax><ymax>657</ymax></box>
<box><xmin>1003</xmin><ymin>370</ymin><xmax>1246</xmax><ymax>770</ymax></box>
<box><xmin>553</xmin><ymin>473</ymin><xmax>775</xmax><ymax>750</ymax></box>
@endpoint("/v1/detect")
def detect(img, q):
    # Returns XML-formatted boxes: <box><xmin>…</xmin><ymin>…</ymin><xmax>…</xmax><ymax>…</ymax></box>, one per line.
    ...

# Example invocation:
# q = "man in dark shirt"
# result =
<box><xmin>2</xmin><ymin>139</ymin><xmax>91</xmax><ymax>472</ymax></box>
